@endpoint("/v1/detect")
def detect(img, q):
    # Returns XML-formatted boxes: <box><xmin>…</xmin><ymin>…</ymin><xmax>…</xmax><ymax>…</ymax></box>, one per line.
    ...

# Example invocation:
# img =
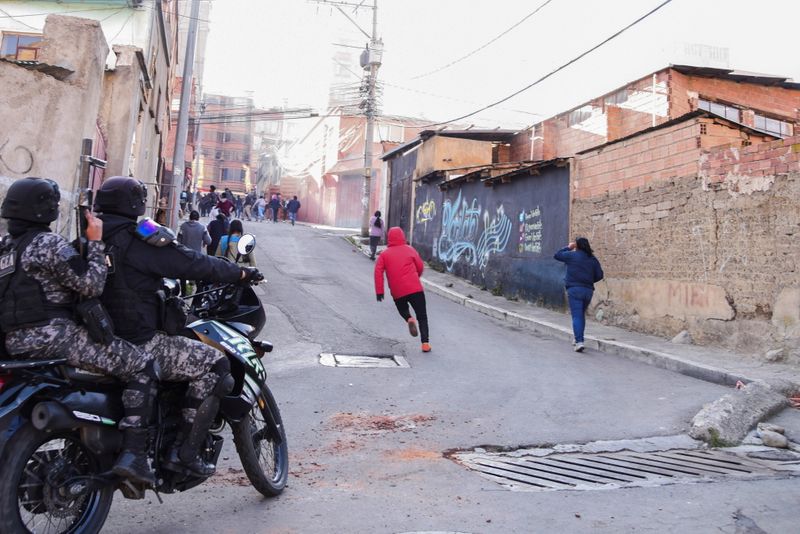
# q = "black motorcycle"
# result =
<box><xmin>0</xmin><ymin>235</ymin><xmax>287</xmax><ymax>533</ymax></box>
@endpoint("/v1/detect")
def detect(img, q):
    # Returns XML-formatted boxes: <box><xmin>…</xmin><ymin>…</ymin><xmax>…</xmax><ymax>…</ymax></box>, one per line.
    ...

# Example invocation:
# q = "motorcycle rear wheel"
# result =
<box><xmin>0</xmin><ymin>424</ymin><xmax>113</xmax><ymax>534</ymax></box>
<box><xmin>232</xmin><ymin>394</ymin><xmax>288</xmax><ymax>497</ymax></box>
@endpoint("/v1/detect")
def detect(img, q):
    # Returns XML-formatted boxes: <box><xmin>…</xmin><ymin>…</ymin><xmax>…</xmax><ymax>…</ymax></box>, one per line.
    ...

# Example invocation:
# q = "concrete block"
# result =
<box><xmin>690</xmin><ymin>381</ymin><xmax>789</xmax><ymax>446</ymax></box>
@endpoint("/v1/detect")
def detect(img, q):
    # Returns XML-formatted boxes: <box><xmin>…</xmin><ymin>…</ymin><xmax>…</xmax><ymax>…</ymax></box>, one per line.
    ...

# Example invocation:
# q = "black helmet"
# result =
<box><xmin>1</xmin><ymin>177</ymin><xmax>60</xmax><ymax>223</ymax></box>
<box><xmin>94</xmin><ymin>176</ymin><xmax>147</xmax><ymax>218</ymax></box>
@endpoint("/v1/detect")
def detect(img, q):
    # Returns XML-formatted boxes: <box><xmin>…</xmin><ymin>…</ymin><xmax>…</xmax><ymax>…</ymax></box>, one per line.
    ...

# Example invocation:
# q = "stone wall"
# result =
<box><xmin>0</xmin><ymin>15</ymin><xmax>108</xmax><ymax>236</ymax></box>
<box><xmin>573</xmin><ymin>135</ymin><xmax>800</xmax><ymax>361</ymax></box>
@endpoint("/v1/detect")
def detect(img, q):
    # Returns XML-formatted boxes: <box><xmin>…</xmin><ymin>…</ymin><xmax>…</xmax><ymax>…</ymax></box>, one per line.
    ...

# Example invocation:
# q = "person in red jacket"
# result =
<box><xmin>374</xmin><ymin>227</ymin><xmax>431</xmax><ymax>352</ymax></box>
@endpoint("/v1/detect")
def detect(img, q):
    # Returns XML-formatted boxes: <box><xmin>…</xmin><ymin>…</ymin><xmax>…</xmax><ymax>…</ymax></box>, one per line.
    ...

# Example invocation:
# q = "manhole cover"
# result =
<box><xmin>455</xmin><ymin>448</ymin><xmax>800</xmax><ymax>492</ymax></box>
<box><xmin>319</xmin><ymin>353</ymin><xmax>409</xmax><ymax>368</ymax></box>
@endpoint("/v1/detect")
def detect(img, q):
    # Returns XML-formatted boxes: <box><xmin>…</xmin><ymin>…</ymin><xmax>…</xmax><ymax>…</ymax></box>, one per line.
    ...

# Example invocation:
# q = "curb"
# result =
<box><xmin>422</xmin><ymin>278</ymin><xmax>750</xmax><ymax>387</ymax></box>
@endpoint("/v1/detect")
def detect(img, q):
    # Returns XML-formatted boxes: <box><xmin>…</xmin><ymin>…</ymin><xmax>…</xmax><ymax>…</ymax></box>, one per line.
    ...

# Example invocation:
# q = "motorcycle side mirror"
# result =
<box><xmin>237</xmin><ymin>234</ymin><xmax>256</xmax><ymax>256</ymax></box>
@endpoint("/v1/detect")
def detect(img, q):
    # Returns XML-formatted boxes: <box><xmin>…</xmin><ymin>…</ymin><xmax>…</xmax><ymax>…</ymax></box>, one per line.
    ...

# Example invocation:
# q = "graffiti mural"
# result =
<box><xmin>518</xmin><ymin>207</ymin><xmax>543</xmax><ymax>254</ymax></box>
<box><xmin>477</xmin><ymin>205</ymin><xmax>513</xmax><ymax>270</ymax></box>
<box><xmin>436</xmin><ymin>191</ymin><xmax>511</xmax><ymax>272</ymax></box>
<box><xmin>437</xmin><ymin>191</ymin><xmax>481</xmax><ymax>270</ymax></box>
<box><xmin>415</xmin><ymin>198</ymin><xmax>437</xmax><ymax>226</ymax></box>
<box><xmin>411</xmin><ymin>164</ymin><xmax>569</xmax><ymax>309</ymax></box>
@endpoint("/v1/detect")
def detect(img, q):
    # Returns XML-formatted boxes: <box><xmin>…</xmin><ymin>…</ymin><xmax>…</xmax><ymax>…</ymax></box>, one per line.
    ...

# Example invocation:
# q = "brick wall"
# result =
<box><xmin>670</xmin><ymin>69</ymin><xmax>800</xmax><ymax>121</ymax></box>
<box><xmin>508</xmin><ymin>68</ymin><xmax>799</xmax><ymax>165</ymax></box>
<box><xmin>572</xmin><ymin>134</ymin><xmax>800</xmax><ymax>359</ymax></box>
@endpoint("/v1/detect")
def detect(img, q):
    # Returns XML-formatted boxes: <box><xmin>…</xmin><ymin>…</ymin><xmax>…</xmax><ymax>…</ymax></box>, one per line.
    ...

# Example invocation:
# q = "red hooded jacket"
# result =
<box><xmin>374</xmin><ymin>227</ymin><xmax>424</xmax><ymax>299</ymax></box>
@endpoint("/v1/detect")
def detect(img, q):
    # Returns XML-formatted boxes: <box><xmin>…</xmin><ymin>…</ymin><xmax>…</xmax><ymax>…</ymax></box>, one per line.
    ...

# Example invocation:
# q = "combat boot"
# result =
<box><xmin>113</xmin><ymin>428</ymin><xmax>156</xmax><ymax>485</ymax></box>
<box><xmin>112</xmin><ymin>360</ymin><xmax>160</xmax><ymax>485</ymax></box>
<box><xmin>164</xmin><ymin>426</ymin><xmax>216</xmax><ymax>477</ymax></box>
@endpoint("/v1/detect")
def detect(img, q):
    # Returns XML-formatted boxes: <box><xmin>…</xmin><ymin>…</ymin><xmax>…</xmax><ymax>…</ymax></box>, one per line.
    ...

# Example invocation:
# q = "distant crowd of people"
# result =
<box><xmin>176</xmin><ymin>185</ymin><xmax>302</xmax><ymax>264</ymax></box>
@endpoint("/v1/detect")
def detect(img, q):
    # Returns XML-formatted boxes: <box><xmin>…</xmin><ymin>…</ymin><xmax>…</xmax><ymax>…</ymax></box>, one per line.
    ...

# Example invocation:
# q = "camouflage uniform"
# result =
<box><xmin>2</xmin><ymin>232</ymin><xmax>155</xmax><ymax>428</ymax></box>
<box><xmin>143</xmin><ymin>332</ymin><xmax>225</xmax><ymax>423</ymax></box>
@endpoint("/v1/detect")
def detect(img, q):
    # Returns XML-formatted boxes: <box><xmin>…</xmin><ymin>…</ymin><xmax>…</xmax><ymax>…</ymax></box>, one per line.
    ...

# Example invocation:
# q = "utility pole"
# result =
<box><xmin>167</xmin><ymin>0</ymin><xmax>201</xmax><ymax>230</ymax></box>
<box><xmin>310</xmin><ymin>0</ymin><xmax>381</xmax><ymax>236</ymax></box>
<box><xmin>360</xmin><ymin>0</ymin><xmax>380</xmax><ymax>237</ymax></box>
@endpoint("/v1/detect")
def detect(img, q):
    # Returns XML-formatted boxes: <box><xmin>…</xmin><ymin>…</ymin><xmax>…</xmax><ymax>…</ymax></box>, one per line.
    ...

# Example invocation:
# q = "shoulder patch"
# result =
<box><xmin>0</xmin><ymin>251</ymin><xmax>15</xmax><ymax>279</ymax></box>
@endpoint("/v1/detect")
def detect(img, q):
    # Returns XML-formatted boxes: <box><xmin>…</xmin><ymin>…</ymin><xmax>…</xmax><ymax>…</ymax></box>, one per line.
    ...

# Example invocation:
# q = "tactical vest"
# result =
<box><xmin>101</xmin><ymin>225</ymin><xmax>160</xmax><ymax>344</ymax></box>
<box><xmin>0</xmin><ymin>231</ymin><xmax>75</xmax><ymax>331</ymax></box>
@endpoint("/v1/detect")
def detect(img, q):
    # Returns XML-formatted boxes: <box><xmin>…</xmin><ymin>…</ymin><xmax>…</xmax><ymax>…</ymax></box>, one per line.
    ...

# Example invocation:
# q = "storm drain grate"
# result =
<box><xmin>319</xmin><ymin>353</ymin><xmax>409</xmax><ymax>368</ymax></box>
<box><xmin>455</xmin><ymin>449</ymin><xmax>798</xmax><ymax>491</ymax></box>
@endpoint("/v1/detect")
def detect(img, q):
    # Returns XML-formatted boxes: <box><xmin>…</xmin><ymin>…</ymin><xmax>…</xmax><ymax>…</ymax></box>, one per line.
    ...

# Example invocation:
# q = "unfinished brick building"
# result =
<box><xmin>508</xmin><ymin>65</ymin><xmax>800</xmax><ymax>358</ymax></box>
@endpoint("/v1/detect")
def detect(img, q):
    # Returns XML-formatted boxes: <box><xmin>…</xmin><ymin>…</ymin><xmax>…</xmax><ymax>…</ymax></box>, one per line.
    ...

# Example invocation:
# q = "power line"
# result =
<box><xmin>410</xmin><ymin>0</ymin><xmax>554</xmax><ymax>80</ymax></box>
<box><xmin>420</xmin><ymin>0</ymin><xmax>674</xmax><ymax>128</ymax></box>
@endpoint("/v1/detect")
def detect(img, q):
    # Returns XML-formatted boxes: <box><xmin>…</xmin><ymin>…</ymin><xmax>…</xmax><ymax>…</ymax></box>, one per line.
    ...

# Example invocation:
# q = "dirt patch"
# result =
<box><xmin>320</xmin><ymin>438</ymin><xmax>364</xmax><ymax>454</ymax></box>
<box><xmin>208</xmin><ymin>466</ymin><xmax>250</xmax><ymax>487</ymax></box>
<box><xmin>327</xmin><ymin>413</ymin><xmax>436</xmax><ymax>434</ymax></box>
<box><xmin>383</xmin><ymin>448</ymin><xmax>441</xmax><ymax>461</ymax></box>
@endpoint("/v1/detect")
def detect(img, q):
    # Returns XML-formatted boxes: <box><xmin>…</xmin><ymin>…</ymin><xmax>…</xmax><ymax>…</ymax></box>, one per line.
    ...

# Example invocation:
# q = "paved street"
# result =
<box><xmin>104</xmin><ymin>220</ymin><xmax>800</xmax><ymax>534</ymax></box>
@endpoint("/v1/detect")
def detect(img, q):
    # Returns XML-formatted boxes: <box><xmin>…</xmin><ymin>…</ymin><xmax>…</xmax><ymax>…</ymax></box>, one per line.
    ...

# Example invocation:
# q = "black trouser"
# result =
<box><xmin>393</xmin><ymin>291</ymin><xmax>429</xmax><ymax>343</ymax></box>
<box><xmin>369</xmin><ymin>236</ymin><xmax>380</xmax><ymax>257</ymax></box>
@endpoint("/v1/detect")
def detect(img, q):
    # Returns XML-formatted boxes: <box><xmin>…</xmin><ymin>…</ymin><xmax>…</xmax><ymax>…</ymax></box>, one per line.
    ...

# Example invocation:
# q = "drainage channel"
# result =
<box><xmin>455</xmin><ymin>448</ymin><xmax>800</xmax><ymax>492</ymax></box>
<box><xmin>319</xmin><ymin>353</ymin><xmax>410</xmax><ymax>368</ymax></box>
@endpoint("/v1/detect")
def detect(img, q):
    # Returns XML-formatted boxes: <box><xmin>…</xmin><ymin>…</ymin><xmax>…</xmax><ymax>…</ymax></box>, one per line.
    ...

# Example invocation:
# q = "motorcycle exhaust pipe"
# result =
<box><xmin>31</xmin><ymin>401</ymin><xmax>78</xmax><ymax>432</ymax></box>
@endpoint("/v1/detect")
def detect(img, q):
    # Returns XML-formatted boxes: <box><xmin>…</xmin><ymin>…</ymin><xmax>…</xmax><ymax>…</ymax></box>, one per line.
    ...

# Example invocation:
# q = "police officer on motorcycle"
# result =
<box><xmin>94</xmin><ymin>176</ymin><xmax>261</xmax><ymax>476</ymax></box>
<box><xmin>0</xmin><ymin>177</ymin><xmax>161</xmax><ymax>485</ymax></box>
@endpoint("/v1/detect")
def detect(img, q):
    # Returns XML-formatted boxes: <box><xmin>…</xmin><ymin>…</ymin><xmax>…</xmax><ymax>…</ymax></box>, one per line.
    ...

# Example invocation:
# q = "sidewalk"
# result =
<box><xmin>352</xmin><ymin>239</ymin><xmax>800</xmax><ymax>389</ymax></box>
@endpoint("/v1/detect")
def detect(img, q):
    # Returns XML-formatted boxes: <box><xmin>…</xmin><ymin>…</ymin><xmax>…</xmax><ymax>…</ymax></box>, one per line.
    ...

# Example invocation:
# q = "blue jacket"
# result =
<box><xmin>554</xmin><ymin>247</ymin><xmax>604</xmax><ymax>290</ymax></box>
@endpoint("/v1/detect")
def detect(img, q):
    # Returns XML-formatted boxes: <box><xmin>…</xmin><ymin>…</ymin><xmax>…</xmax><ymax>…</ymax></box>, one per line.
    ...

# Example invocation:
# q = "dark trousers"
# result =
<box><xmin>369</xmin><ymin>236</ymin><xmax>380</xmax><ymax>258</ymax></box>
<box><xmin>566</xmin><ymin>286</ymin><xmax>593</xmax><ymax>343</ymax></box>
<box><xmin>393</xmin><ymin>291</ymin><xmax>429</xmax><ymax>343</ymax></box>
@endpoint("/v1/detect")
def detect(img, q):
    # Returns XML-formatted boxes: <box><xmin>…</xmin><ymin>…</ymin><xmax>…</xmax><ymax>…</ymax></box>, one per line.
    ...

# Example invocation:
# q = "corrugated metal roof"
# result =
<box><xmin>0</xmin><ymin>58</ymin><xmax>73</xmax><ymax>80</ymax></box>
<box><xmin>419</xmin><ymin>128</ymin><xmax>519</xmax><ymax>142</ymax></box>
<box><xmin>671</xmin><ymin>64</ymin><xmax>800</xmax><ymax>90</ymax></box>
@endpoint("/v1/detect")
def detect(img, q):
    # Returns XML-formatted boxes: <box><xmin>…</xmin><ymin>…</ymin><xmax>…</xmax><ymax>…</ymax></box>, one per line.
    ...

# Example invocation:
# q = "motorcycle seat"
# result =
<box><xmin>61</xmin><ymin>366</ymin><xmax>118</xmax><ymax>384</ymax></box>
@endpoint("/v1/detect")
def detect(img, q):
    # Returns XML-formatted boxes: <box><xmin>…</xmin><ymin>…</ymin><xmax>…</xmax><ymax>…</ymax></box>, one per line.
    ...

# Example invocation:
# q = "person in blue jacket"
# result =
<box><xmin>554</xmin><ymin>237</ymin><xmax>604</xmax><ymax>352</ymax></box>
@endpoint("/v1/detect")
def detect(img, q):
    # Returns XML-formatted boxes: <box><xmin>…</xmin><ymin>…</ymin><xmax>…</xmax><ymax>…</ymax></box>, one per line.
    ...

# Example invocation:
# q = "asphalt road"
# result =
<box><xmin>104</xmin><ymin>220</ymin><xmax>799</xmax><ymax>534</ymax></box>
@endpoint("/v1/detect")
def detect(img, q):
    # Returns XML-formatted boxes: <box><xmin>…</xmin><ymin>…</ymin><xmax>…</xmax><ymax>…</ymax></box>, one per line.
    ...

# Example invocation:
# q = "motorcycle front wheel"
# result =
<box><xmin>0</xmin><ymin>424</ymin><xmax>113</xmax><ymax>534</ymax></box>
<box><xmin>231</xmin><ymin>392</ymin><xmax>288</xmax><ymax>497</ymax></box>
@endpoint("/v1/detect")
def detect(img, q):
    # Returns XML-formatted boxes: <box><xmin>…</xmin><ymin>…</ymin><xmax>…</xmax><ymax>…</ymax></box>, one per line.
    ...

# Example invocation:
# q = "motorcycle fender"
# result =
<box><xmin>0</xmin><ymin>382</ymin><xmax>56</xmax><ymax>460</ymax></box>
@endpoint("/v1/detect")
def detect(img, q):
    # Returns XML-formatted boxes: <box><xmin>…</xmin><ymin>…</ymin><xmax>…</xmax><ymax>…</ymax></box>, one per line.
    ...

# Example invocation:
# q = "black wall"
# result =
<box><xmin>412</xmin><ymin>165</ymin><xmax>570</xmax><ymax>309</ymax></box>
<box><xmin>387</xmin><ymin>149</ymin><xmax>417</xmax><ymax>236</ymax></box>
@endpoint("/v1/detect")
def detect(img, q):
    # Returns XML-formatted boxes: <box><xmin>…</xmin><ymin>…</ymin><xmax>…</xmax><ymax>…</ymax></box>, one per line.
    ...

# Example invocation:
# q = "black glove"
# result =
<box><xmin>376</xmin><ymin>294</ymin><xmax>384</xmax><ymax>302</ymax></box>
<box><xmin>240</xmin><ymin>267</ymin><xmax>264</xmax><ymax>284</ymax></box>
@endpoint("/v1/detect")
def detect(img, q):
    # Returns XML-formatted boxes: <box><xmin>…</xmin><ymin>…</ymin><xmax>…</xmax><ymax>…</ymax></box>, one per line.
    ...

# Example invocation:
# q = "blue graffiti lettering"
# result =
<box><xmin>436</xmin><ymin>191</ymin><xmax>511</xmax><ymax>272</ymax></box>
<box><xmin>437</xmin><ymin>191</ymin><xmax>481</xmax><ymax>271</ymax></box>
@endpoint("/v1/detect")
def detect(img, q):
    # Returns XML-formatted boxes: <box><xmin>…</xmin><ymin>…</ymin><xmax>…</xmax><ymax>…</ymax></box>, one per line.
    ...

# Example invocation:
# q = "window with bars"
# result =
<box><xmin>1</xmin><ymin>32</ymin><xmax>44</xmax><ymax>61</ymax></box>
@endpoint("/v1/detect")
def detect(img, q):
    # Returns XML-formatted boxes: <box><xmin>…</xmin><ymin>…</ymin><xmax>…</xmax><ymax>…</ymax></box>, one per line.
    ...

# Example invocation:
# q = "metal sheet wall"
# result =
<box><xmin>412</xmin><ymin>166</ymin><xmax>570</xmax><ymax>309</ymax></box>
<box><xmin>387</xmin><ymin>149</ymin><xmax>417</xmax><ymax>235</ymax></box>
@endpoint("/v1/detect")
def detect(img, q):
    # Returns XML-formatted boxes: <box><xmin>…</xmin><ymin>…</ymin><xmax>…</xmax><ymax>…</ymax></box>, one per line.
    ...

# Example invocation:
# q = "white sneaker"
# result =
<box><xmin>574</xmin><ymin>342</ymin><xmax>585</xmax><ymax>352</ymax></box>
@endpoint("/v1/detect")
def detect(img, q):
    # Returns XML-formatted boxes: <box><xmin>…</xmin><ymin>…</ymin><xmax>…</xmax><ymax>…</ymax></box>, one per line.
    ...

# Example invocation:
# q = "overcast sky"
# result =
<box><xmin>203</xmin><ymin>0</ymin><xmax>800</xmax><ymax>129</ymax></box>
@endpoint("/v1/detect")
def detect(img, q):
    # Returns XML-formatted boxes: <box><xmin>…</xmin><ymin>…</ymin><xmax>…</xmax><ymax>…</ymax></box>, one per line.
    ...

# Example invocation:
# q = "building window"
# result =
<box><xmin>604</xmin><ymin>89</ymin><xmax>629</xmax><ymax>106</ymax></box>
<box><xmin>567</xmin><ymin>106</ymin><xmax>593</xmax><ymax>127</ymax></box>
<box><xmin>377</xmin><ymin>123</ymin><xmax>404</xmax><ymax>142</ymax></box>
<box><xmin>1</xmin><ymin>32</ymin><xmax>44</xmax><ymax>61</ymax></box>
<box><xmin>698</xmin><ymin>99</ymin><xmax>740</xmax><ymax>122</ymax></box>
<box><xmin>240</xmin><ymin>169</ymin><xmax>247</xmax><ymax>181</ymax></box>
<box><xmin>215</xmin><ymin>150</ymin><xmax>222</xmax><ymax>160</ymax></box>
<box><xmin>754</xmin><ymin>113</ymin><xmax>793</xmax><ymax>137</ymax></box>
<box><xmin>224</xmin><ymin>133</ymin><xmax>232</xmax><ymax>143</ymax></box>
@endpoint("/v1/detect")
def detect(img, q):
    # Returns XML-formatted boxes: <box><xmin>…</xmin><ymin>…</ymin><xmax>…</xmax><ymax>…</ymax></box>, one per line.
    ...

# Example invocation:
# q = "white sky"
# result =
<box><xmin>203</xmin><ymin>0</ymin><xmax>800</xmax><ymax>129</ymax></box>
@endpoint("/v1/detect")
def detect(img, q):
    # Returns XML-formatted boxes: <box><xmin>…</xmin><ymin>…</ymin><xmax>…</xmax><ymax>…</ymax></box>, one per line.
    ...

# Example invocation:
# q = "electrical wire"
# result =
<box><xmin>410</xmin><ymin>0</ymin><xmax>554</xmax><ymax>80</ymax></box>
<box><xmin>107</xmin><ymin>11</ymin><xmax>135</xmax><ymax>44</ymax></box>
<box><xmin>0</xmin><ymin>6</ymin><xmax>40</xmax><ymax>30</ymax></box>
<box><xmin>419</xmin><ymin>0</ymin><xmax>674</xmax><ymax>128</ymax></box>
